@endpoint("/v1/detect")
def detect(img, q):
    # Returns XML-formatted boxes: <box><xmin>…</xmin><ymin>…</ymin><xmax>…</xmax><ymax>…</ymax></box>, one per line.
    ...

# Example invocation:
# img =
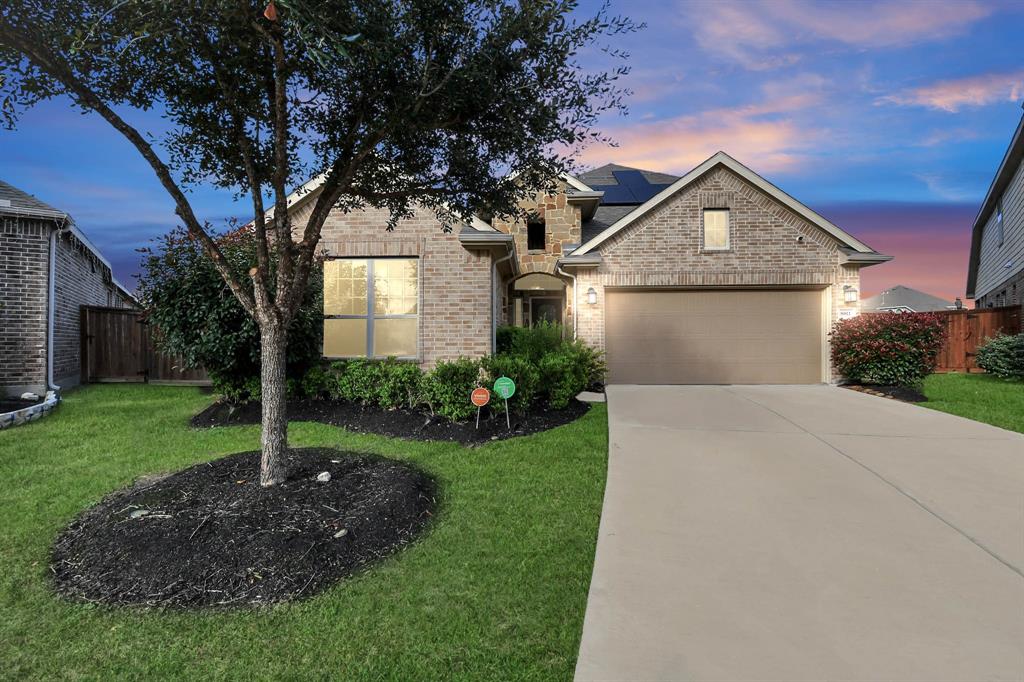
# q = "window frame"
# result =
<box><xmin>527</xmin><ymin>217</ymin><xmax>546</xmax><ymax>251</ymax></box>
<box><xmin>996</xmin><ymin>199</ymin><xmax>1004</xmax><ymax>247</ymax></box>
<box><xmin>323</xmin><ymin>257</ymin><xmax>420</xmax><ymax>360</ymax></box>
<box><xmin>702</xmin><ymin>208</ymin><xmax>731</xmax><ymax>251</ymax></box>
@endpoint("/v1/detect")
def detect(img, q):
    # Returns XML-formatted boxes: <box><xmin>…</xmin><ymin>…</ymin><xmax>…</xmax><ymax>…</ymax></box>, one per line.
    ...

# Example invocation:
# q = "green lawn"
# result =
<box><xmin>0</xmin><ymin>384</ymin><xmax>608</xmax><ymax>680</ymax></box>
<box><xmin>923</xmin><ymin>373</ymin><xmax>1024</xmax><ymax>434</ymax></box>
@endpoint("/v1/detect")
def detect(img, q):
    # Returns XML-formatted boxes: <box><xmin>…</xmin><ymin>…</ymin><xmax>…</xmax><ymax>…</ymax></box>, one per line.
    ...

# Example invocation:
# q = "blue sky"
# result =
<box><xmin>3</xmin><ymin>0</ymin><xmax>1024</xmax><ymax>300</ymax></box>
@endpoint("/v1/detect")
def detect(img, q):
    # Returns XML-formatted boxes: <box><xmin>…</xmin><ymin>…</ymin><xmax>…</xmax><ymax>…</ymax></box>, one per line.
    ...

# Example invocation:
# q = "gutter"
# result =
<box><xmin>492</xmin><ymin>251</ymin><xmax>516</xmax><ymax>353</ymax></box>
<box><xmin>556</xmin><ymin>265</ymin><xmax>578</xmax><ymax>339</ymax></box>
<box><xmin>47</xmin><ymin>220</ymin><xmax>71</xmax><ymax>392</ymax></box>
<box><xmin>838</xmin><ymin>248</ymin><xmax>893</xmax><ymax>265</ymax></box>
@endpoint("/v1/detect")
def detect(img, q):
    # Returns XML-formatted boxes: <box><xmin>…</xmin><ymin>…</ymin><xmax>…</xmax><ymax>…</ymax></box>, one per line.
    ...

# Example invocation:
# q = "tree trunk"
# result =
<box><xmin>259</xmin><ymin>322</ymin><xmax>288</xmax><ymax>487</ymax></box>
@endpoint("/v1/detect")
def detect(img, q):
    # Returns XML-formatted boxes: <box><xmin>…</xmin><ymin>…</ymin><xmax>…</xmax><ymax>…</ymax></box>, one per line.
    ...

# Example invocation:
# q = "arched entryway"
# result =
<box><xmin>509</xmin><ymin>273</ymin><xmax>569</xmax><ymax>328</ymax></box>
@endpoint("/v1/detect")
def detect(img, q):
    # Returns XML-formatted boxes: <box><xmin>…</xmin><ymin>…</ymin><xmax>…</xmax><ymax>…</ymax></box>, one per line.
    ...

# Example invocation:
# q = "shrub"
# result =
<box><xmin>482</xmin><ymin>353</ymin><xmax>540</xmax><ymax>412</ymax></box>
<box><xmin>138</xmin><ymin>227</ymin><xmax>323</xmax><ymax>403</ymax></box>
<box><xmin>421</xmin><ymin>357</ymin><xmax>483</xmax><ymax>422</ymax></box>
<box><xmin>538</xmin><ymin>341</ymin><xmax>606</xmax><ymax>408</ymax></box>
<box><xmin>300</xmin><ymin>364</ymin><xmax>332</xmax><ymax>399</ymax></box>
<box><xmin>831</xmin><ymin>312</ymin><xmax>946</xmax><ymax>387</ymax></box>
<box><xmin>976</xmin><ymin>333</ymin><xmax>1024</xmax><ymax>379</ymax></box>
<box><xmin>498</xmin><ymin>320</ymin><xmax>564</xmax><ymax>363</ymax></box>
<box><xmin>373</xmin><ymin>359</ymin><xmax>426</xmax><ymax>410</ymax></box>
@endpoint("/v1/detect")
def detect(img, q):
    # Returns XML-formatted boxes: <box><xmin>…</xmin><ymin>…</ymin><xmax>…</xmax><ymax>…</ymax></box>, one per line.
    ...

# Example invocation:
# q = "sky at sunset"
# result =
<box><xmin>3</xmin><ymin>0</ymin><xmax>1024</xmax><ymax>302</ymax></box>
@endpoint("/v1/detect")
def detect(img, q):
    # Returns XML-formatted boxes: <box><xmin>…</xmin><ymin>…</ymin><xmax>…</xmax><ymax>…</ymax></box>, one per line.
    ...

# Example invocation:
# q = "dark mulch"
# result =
<box><xmin>51</xmin><ymin>448</ymin><xmax>436</xmax><ymax>609</ymax></box>
<box><xmin>843</xmin><ymin>383</ymin><xmax>928</xmax><ymax>403</ymax></box>
<box><xmin>191</xmin><ymin>398</ymin><xmax>590</xmax><ymax>444</ymax></box>
<box><xmin>0</xmin><ymin>397</ymin><xmax>41</xmax><ymax>413</ymax></box>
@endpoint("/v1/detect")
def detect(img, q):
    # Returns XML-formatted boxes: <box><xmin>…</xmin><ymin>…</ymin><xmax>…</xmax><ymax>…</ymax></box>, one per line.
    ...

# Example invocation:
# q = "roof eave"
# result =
<box><xmin>557</xmin><ymin>253</ymin><xmax>603</xmax><ymax>268</ymax></box>
<box><xmin>839</xmin><ymin>248</ymin><xmax>894</xmax><ymax>266</ymax></box>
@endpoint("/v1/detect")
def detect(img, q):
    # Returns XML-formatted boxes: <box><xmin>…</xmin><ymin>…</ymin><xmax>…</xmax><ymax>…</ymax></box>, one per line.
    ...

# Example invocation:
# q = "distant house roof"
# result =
<box><xmin>967</xmin><ymin>111</ymin><xmax>1024</xmax><ymax>298</ymax></box>
<box><xmin>862</xmin><ymin>285</ymin><xmax>954</xmax><ymax>312</ymax></box>
<box><xmin>0</xmin><ymin>179</ymin><xmax>135</xmax><ymax>301</ymax></box>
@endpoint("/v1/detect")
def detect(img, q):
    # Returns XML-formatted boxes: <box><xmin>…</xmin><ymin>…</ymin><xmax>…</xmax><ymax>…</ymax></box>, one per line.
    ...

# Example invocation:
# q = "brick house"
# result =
<box><xmin>0</xmin><ymin>180</ymin><xmax>135</xmax><ymax>397</ymax></box>
<box><xmin>285</xmin><ymin>151</ymin><xmax>890</xmax><ymax>384</ymax></box>
<box><xmin>967</xmin><ymin>110</ymin><xmax>1024</xmax><ymax>310</ymax></box>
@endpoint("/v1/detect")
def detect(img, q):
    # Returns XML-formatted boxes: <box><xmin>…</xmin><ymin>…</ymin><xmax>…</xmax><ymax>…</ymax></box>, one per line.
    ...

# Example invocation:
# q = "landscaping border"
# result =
<box><xmin>0</xmin><ymin>391</ymin><xmax>59</xmax><ymax>430</ymax></box>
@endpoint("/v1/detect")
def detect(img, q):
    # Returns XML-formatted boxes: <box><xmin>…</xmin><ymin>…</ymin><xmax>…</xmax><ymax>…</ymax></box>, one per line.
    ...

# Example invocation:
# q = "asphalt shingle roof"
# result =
<box><xmin>0</xmin><ymin>179</ymin><xmax>68</xmax><ymax>221</ymax></box>
<box><xmin>862</xmin><ymin>285</ymin><xmax>954</xmax><ymax>312</ymax></box>
<box><xmin>579</xmin><ymin>164</ymin><xmax>680</xmax><ymax>188</ymax></box>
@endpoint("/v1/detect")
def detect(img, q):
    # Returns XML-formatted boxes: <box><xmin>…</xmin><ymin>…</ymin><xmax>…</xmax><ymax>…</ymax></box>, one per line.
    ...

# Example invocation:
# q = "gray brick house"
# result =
<box><xmin>0</xmin><ymin>180</ymin><xmax>135</xmax><ymax>397</ymax></box>
<box><xmin>281</xmin><ymin>150</ymin><xmax>890</xmax><ymax>384</ymax></box>
<box><xmin>967</xmin><ymin>110</ymin><xmax>1024</xmax><ymax>310</ymax></box>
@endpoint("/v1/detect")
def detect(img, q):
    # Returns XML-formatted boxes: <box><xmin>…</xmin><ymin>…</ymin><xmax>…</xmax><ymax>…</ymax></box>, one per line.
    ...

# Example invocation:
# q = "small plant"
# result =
<box><xmin>976</xmin><ymin>333</ymin><xmax>1024</xmax><ymax>379</ymax></box>
<box><xmin>831</xmin><ymin>312</ymin><xmax>946</xmax><ymax>387</ymax></box>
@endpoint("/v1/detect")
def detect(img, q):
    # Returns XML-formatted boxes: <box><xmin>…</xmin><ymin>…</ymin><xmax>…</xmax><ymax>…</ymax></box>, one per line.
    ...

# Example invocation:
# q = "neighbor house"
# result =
<box><xmin>862</xmin><ymin>285</ymin><xmax>955</xmax><ymax>313</ymax></box>
<box><xmin>282</xmin><ymin>151</ymin><xmax>890</xmax><ymax>385</ymax></box>
<box><xmin>0</xmin><ymin>180</ymin><xmax>135</xmax><ymax>397</ymax></box>
<box><xmin>967</xmin><ymin>110</ymin><xmax>1024</xmax><ymax>309</ymax></box>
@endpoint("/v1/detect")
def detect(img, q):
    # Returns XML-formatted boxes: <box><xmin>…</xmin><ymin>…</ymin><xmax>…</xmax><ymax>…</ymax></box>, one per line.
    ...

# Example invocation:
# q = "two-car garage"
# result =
<box><xmin>603</xmin><ymin>288</ymin><xmax>827</xmax><ymax>385</ymax></box>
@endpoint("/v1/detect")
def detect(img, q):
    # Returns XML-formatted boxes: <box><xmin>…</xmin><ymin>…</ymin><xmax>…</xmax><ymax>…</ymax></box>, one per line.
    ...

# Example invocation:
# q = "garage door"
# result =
<box><xmin>605</xmin><ymin>289</ymin><xmax>824</xmax><ymax>384</ymax></box>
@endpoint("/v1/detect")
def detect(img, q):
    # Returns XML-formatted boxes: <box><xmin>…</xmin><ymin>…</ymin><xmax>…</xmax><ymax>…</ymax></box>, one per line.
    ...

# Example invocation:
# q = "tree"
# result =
<box><xmin>1</xmin><ymin>0</ymin><xmax>637</xmax><ymax>486</ymax></box>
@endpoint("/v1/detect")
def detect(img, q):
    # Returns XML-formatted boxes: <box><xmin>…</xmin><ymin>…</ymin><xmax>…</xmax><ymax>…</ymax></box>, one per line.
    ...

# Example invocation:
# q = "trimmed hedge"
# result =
<box><xmin>976</xmin><ymin>333</ymin><xmax>1024</xmax><ymax>379</ymax></box>
<box><xmin>831</xmin><ymin>312</ymin><xmax>946</xmax><ymax>387</ymax></box>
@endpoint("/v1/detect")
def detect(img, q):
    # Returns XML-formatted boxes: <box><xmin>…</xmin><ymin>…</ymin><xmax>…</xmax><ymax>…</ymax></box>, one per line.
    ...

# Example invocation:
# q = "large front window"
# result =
<box><xmin>323</xmin><ymin>258</ymin><xmax>418</xmax><ymax>358</ymax></box>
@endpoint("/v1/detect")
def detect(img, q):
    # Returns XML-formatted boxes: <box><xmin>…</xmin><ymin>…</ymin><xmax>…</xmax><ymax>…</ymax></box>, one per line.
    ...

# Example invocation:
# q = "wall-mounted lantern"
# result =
<box><xmin>586</xmin><ymin>287</ymin><xmax>598</xmax><ymax>305</ymax></box>
<box><xmin>843</xmin><ymin>285</ymin><xmax>858</xmax><ymax>303</ymax></box>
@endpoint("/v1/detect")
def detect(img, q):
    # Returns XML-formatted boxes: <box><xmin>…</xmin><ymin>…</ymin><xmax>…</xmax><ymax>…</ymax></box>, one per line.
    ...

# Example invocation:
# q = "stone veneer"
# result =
<box><xmin>572</xmin><ymin>165</ymin><xmax>864</xmax><ymax>380</ymax></box>
<box><xmin>492</xmin><ymin>185</ymin><xmax>582</xmax><ymax>275</ymax></box>
<box><xmin>299</xmin><ymin>201</ymin><xmax>495</xmax><ymax>369</ymax></box>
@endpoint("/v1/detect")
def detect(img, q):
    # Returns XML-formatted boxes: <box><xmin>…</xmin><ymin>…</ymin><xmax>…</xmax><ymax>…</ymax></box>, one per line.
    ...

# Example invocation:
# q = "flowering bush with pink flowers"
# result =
<box><xmin>830</xmin><ymin>312</ymin><xmax>946</xmax><ymax>387</ymax></box>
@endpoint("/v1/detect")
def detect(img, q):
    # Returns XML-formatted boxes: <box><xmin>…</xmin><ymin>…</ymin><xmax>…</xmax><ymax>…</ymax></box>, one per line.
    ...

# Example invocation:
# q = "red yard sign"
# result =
<box><xmin>471</xmin><ymin>387</ymin><xmax>490</xmax><ymax>407</ymax></box>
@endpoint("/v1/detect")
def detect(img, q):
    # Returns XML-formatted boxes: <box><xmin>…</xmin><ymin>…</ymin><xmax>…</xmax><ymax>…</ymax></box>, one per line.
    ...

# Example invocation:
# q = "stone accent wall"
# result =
<box><xmin>492</xmin><ymin>185</ymin><xmax>582</xmax><ymax>275</ymax></box>
<box><xmin>573</xmin><ymin>165</ymin><xmax>864</xmax><ymax>380</ymax></box>
<box><xmin>52</xmin><ymin>231</ymin><xmax>134</xmax><ymax>388</ymax></box>
<box><xmin>0</xmin><ymin>217</ymin><xmax>50</xmax><ymax>395</ymax></box>
<box><xmin>314</xmin><ymin>203</ymin><xmax>494</xmax><ymax>368</ymax></box>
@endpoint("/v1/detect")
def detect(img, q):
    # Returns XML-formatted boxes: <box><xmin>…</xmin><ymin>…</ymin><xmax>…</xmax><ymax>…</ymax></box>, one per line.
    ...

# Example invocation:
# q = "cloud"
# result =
<box><xmin>684</xmin><ymin>0</ymin><xmax>992</xmax><ymax>70</ymax></box>
<box><xmin>582</xmin><ymin>75</ymin><xmax>831</xmax><ymax>174</ymax></box>
<box><xmin>877</xmin><ymin>69</ymin><xmax>1024</xmax><ymax>112</ymax></box>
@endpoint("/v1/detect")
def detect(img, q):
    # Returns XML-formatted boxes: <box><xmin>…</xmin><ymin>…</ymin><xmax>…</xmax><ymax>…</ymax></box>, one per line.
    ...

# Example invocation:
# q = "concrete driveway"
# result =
<box><xmin>575</xmin><ymin>385</ymin><xmax>1024</xmax><ymax>682</ymax></box>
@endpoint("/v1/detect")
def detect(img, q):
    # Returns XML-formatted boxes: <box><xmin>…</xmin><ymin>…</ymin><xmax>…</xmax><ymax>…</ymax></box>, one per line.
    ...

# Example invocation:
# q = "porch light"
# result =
<box><xmin>843</xmin><ymin>285</ymin><xmax>858</xmax><ymax>303</ymax></box>
<box><xmin>586</xmin><ymin>287</ymin><xmax>598</xmax><ymax>305</ymax></box>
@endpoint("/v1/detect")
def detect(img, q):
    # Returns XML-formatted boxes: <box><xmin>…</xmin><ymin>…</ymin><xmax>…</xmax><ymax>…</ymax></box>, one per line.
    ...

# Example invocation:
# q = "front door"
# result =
<box><xmin>531</xmin><ymin>297</ymin><xmax>563</xmax><ymax>326</ymax></box>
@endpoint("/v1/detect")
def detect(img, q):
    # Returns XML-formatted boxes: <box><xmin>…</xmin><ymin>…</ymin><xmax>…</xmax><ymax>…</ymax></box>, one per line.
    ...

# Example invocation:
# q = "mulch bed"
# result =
<box><xmin>843</xmin><ymin>384</ymin><xmax>927</xmax><ymax>403</ymax></box>
<box><xmin>0</xmin><ymin>397</ymin><xmax>42</xmax><ymax>413</ymax></box>
<box><xmin>191</xmin><ymin>398</ymin><xmax>590</xmax><ymax>444</ymax></box>
<box><xmin>52</xmin><ymin>448</ymin><xmax>436</xmax><ymax>609</ymax></box>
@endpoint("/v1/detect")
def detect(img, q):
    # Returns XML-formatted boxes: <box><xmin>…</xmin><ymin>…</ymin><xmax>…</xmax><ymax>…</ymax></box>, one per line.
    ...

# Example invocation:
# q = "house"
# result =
<box><xmin>967</xmin><ymin>110</ymin><xmax>1024</xmax><ymax>309</ymax></box>
<box><xmin>285</xmin><ymin>151</ymin><xmax>890</xmax><ymax>385</ymax></box>
<box><xmin>862</xmin><ymin>285</ymin><xmax>956</xmax><ymax>313</ymax></box>
<box><xmin>0</xmin><ymin>180</ymin><xmax>135</xmax><ymax>397</ymax></box>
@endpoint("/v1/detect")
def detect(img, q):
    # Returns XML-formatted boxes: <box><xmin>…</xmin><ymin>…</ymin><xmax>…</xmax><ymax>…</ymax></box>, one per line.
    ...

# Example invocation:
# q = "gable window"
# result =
<box><xmin>323</xmin><ymin>258</ymin><xmax>418</xmax><ymax>358</ymax></box>
<box><xmin>527</xmin><ymin>217</ymin><xmax>546</xmax><ymax>251</ymax></box>
<box><xmin>703</xmin><ymin>208</ymin><xmax>730</xmax><ymax>250</ymax></box>
<box><xmin>996</xmin><ymin>199</ymin><xmax>1004</xmax><ymax>247</ymax></box>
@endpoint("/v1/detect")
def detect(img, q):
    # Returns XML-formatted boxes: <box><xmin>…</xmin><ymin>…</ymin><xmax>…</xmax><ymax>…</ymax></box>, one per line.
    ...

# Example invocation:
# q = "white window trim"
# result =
<box><xmin>703</xmin><ymin>208</ymin><xmax>731</xmax><ymax>251</ymax></box>
<box><xmin>323</xmin><ymin>257</ymin><xmax>421</xmax><ymax>360</ymax></box>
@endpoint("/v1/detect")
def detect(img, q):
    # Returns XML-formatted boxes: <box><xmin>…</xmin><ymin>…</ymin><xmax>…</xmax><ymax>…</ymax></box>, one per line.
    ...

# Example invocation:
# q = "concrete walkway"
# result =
<box><xmin>575</xmin><ymin>385</ymin><xmax>1024</xmax><ymax>682</ymax></box>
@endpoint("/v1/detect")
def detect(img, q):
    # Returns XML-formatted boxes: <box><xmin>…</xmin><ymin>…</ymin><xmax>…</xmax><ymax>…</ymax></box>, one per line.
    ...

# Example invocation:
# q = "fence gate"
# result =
<box><xmin>80</xmin><ymin>306</ymin><xmax>209</xmax><ymax>384</ymax></box>
<box><xmin>933</xmin><ymin>305</ymin><xmax>1022</xmax><ymax>373</ymax></box>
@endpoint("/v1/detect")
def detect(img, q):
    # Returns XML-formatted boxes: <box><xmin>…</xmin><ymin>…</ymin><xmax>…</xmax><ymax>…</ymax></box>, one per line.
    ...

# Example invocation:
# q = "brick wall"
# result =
<box><xmin>52</xmin><ymin>231</ymin><xmax>134</xmax><ymax>388</ymax></box>
<box><xmin>0</xmin><ymin>217</ymin><xmax>50</xmax><ymax>395</ymax></box>
<box><xmin>310</xmin><ymin>202</ymin><xmax>494</xmax><ymax>368</ymax></box>
<box><xmin>573</xmin><ymin>165</ymin><xmax>865</xmax><ymax>379</ymax></box>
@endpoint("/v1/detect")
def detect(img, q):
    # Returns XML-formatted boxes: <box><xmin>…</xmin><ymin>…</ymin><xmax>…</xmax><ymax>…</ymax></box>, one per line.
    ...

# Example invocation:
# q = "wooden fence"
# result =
<box><xmin>931</xmin><ymin>306</ymin><xmax>1021</xmax><ymax>373</ymax></box>
<box><xmin>80</xmin><ymin>306</ymin><xmax>210</xmax><ymax>385</ymax></box>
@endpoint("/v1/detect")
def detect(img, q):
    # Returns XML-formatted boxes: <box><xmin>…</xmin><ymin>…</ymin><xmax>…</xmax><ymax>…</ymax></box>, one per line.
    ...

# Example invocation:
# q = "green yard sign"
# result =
<box><xmin>494</xmin><ymin>377</ymin><xmax>516</xmax><ymax>400</ymax></box>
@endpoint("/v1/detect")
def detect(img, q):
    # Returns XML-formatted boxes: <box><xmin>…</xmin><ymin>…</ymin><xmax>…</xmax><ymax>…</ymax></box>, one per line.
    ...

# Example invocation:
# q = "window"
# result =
<box><xmin>323</xmin><ymin>258</ymin><xmax>418</xmax><ymax>358</ymax></box>
<box><xmin>996</xmin><ymin>199</ymin><xmax>1004</xmax><ymax>247</ymax></box>
<box><xmin>703</xmin><ymin>209</ymin><xmax>730</xmax><ymax>250</ymax></box>
<box><xmin>527</xmin><ymin>217</ymin><xmax>546</xmax><ymax>251</ymax></box>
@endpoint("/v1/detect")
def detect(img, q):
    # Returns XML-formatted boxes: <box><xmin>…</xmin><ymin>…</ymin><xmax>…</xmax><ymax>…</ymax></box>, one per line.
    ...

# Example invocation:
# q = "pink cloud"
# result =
<box><xmin>877</xmin><ymin>70</ymin><xmax>1024</xmax><ymax>112</ymax></box>
<box><xmin>685</xmin><ymin>0</ymin><xmax>992</xmax><ymax>69</ymax></box>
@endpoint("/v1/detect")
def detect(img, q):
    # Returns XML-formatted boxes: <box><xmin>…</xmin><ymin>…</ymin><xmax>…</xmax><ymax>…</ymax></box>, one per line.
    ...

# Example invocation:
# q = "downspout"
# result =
<box><xmin>556</xmin><ymin>265</ymin><xmax>577</xmax><ymax>339</ymax></box>
<box><xmin>492</xmin><ymin>251</ymin><xmax>515</xmax><ymax>353</ymax></box>
<box><xmin>46</xmin><ymin>220</ymin><xmax>69</xmax><ymax>392</ymax></box>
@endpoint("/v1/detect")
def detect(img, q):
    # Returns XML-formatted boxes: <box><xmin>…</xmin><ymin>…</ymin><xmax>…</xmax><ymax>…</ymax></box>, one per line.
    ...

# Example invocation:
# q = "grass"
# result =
<box><xmin>923</xmin><ymin>373</ymin><xmax>1024</xmax><ymax>434</ymax></box>
<box><xmin>0</xmin><ymin>384</ymin><xmax>608</xmax><ymax>680</ymax></box>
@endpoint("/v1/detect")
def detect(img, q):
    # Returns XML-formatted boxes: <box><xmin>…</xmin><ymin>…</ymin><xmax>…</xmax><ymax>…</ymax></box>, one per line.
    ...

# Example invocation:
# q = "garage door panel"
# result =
<box><xmin>605</xmin><ymin>290</ymin><xmax>823</xmax><ymax>384</ymax></box>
